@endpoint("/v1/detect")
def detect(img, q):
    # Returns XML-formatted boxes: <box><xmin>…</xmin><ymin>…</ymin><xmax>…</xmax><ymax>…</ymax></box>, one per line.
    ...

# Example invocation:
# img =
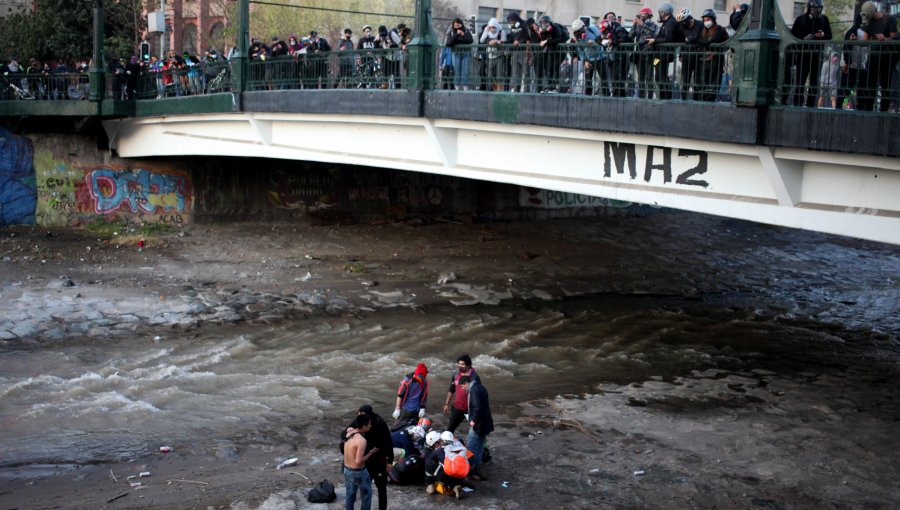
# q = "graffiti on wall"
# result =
<box><xmin>267</xmin><ymin>168</ymin><xmax>337</xmax><ymax>211</ymax></box>
<box><xmin>34</xmin><ymin>147</ymin><xmax>193</xmax><ymax>226</ymax></box>
<box><xmin>520</xmin><ymin>188</ymin><xmax>632</xmax><ymax>209</ymax></box>
<box><xmin>87</xmin><ymin>168</ymin><xmax>191</xmax><ymax>218</ymax></box>
<box><xmin>0</xmin><ymin>127</ymin><xmax>37</xmax><ymax>225</ymax></box>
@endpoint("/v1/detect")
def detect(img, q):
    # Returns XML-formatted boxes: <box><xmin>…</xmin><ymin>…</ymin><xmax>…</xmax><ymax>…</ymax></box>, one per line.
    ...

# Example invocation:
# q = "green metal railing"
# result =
<box><xmin>133</xmin><ymin>60</ymin><xmax>233</xmax><ymax>99</ymax></box>
<box><xmin>247</xmin><ymin>49</ymin><xmax>410</xmax><ymax>91</ymax></box>
<box><xmin>777</xmin><ymin>39</ymin><xmax>900</xmax><ymax>112</ymax></box>
<box><xmin>2</xmin><ymin>73</ymin><xmax>90</xmax><ymax>101</ymax></box>
<box><xmin>435</xmin><ymin>42</ymin><xmax>737</xmax><ymax>103</ymax></box>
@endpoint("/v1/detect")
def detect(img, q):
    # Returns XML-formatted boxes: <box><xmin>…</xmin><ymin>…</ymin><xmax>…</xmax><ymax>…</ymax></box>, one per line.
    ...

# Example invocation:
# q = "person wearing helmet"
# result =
<box><xmin>698</xmin><ymin>9</ymin><xmax>730</xmax><ymax>102</ymax></box>
<box><xmin>630</xmin><ymin>7</ymin><xmax>658</xmax><ymax>98</ymax></box>
<box><xmin>537</xmin><ymin>14</ymin><xmax>567</xmax><ymax>93</ymax></box>
<box><xmin>570</xmin><ymin>18</ymin><xmax>606</xmax><ymax>96</ymax></box>
<box><xmin>443</xmin><ymin>354</ymin><xmax>481</xmax><ymax>433</ymax></box>
<box><xmin>391</xmin><ymin>424</ymin><xmax>426</xmax><ymax>457</ymax></box>
<box><xmin>730</xmin><ymin>3</ymin><xmax>750</xmax><ymax>31</ymax></box>
<box><xmin>677</xmin><ymin>7</ymin><xmax>703</xmax><ymax>100</ymax></box>
<box><xmin>646</xmin><ymin>2</ymin><xmax>683</xmax><ymax>99</ymax></box>
<box><xmin>784</xmin><ymin>0</ymin><xmax>832</xmax><ymax>106</ymax></box>
<box><xmin>600</xmin><ymin>16</ymin><xmax>631</xmax><ymax>97</ymax></box>
<box><xmin>424</xmin><ymin>430</ymin><xmax>470</xmax><ymax>499</ymax></box>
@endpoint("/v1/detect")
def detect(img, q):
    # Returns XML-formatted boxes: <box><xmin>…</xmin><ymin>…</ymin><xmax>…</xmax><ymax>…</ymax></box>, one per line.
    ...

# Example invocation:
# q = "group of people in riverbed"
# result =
<box><xmin>340</xmin><ymin>355</ymin><xmax>493</xmax><ymax>509</ymax></box>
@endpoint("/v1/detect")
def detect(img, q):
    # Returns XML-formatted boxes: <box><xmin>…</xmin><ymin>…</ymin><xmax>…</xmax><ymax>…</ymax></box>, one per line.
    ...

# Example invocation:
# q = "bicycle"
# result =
<box><xmin>354</xmin><ymin>56</ymin><xmax>383</xmax><ymax>89</ymax></box>
<box><xmin>8</xmin><ymin>82</ymin><xmax>35</xmax><ymax>100</ymax></box>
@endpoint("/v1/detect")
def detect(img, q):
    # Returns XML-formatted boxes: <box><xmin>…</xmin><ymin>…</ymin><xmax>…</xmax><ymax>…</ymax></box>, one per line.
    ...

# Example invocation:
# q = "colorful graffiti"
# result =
<box><xmin>87</xmin><ymin>168</ymin><xmax>191</xmax><ymax>215</ymax></box>
<box><xmin>0</xmin><ymin>127</ymin><xmax>37</xmax><ymax>225</ymax></box>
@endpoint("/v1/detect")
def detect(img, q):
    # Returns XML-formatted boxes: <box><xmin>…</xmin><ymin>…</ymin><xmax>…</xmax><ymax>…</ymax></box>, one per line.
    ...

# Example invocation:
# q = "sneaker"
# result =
<box><xmin>426</xmin><ymin>484</ymin><xmax>435</xmax><ymax>494</ymax></box>
<box><xmin>453</xmin><ymin>485</ymin><xmax>462</xmax><ymax>499</ymax></box>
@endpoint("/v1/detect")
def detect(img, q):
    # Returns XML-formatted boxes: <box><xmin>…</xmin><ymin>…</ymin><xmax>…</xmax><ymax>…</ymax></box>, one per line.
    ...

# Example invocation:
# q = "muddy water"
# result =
<box><xmin>2</xmin><ymin>286</ymin><xmax>897</xmax><ymax>474</ymax></box>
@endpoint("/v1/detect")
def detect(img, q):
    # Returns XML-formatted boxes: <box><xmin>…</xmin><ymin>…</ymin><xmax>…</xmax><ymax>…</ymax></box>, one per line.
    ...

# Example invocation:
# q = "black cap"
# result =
<box><xmin>358</xmin><ymin>405</ymin><xmax>374</xmax><ymax>416</ymax></box>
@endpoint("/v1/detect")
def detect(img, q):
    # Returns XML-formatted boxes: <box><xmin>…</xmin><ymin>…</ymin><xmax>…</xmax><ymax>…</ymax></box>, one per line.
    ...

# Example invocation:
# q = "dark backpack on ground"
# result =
<box><xmin>307</xmin><ymin>479</ymin><xmax>337</xmax><ymax>503</ymax></box>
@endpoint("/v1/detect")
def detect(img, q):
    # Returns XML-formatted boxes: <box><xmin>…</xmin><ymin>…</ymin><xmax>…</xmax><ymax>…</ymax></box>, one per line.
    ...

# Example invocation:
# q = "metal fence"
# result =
<box><xmin>247</xmin><ymin>49</ymin><xmax>409</xmax><ymax>91</ymax></box>
<box><xmin>133</xmin><ymin>60</ymin><xmax>233</xmax><ymax>99</ymax></box>
<box><xmin>779</xmin><ymin>39</ymin><xmax>900</xmax><ymax>112</ymax></box>
<box><xmin>1</xmin><ymin>73</ymin><xmax>90</xmax><ymax>101</ymax></box>
<box><xmin>435</xmin><ymin>43</ymin><xmax>737</xmax><ymax>103</ymax></box>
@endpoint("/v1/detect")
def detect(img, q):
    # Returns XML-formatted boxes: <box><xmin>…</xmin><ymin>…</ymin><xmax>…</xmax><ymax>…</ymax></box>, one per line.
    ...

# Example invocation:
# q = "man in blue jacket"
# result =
<box><xmin>458</xmin><ymin>375</ymin><xmax>493</xmax><ymax>481</ymax></box>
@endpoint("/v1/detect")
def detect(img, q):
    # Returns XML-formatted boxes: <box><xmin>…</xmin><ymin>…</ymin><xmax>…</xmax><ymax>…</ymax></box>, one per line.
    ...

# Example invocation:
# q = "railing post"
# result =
<box><xmin>407</xmin><ymin>0</ymin><xmax>435</xmax><ymax>90</ymax></box>
<box><xmin>231</xmin><ymin>0</ymin><xmax>250</xmax><ymax>93</ymax></box>
<box><xmin>89</xmin><ymin>0</ymin><xmax>106</xmax><ymax>102</ymax></box>
<box><xmin>733</xmin><ymin>0</ymin><xmax>781</xmax><ymax>105</ymax></box>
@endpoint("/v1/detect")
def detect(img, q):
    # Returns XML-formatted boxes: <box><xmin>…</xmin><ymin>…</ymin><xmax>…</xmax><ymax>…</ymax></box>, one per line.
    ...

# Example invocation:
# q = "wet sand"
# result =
<box><xmin>1</xmin><ymin>212</ymin><xmax>898</xmax><ymax>509</ymax></box>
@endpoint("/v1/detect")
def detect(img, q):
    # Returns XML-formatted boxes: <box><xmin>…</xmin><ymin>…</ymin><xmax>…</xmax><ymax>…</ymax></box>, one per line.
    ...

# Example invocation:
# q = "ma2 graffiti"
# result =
<box><xmin>87</xmin><ymin>168</ymin><xmax>191</xmax><ymax>215</ymax></box>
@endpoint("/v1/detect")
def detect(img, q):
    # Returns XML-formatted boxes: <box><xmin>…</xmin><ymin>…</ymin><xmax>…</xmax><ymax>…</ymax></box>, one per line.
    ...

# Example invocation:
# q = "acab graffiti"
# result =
<box><xmin>87</xmin><ymin>168</ymin><xmax>191</xmax><ymax>215</ymax></box>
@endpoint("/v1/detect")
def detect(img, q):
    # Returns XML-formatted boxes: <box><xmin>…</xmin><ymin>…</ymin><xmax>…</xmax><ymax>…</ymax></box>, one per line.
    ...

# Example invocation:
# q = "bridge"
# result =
<box><xmin>1</xmin><ymin>0</ymin><xmax>898</xmax><ymax>245</ymax></box>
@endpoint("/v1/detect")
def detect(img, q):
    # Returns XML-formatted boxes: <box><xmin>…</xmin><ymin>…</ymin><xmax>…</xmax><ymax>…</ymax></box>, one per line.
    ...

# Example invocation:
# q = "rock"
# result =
<box><xmin>437</xmin><ymin>271</ymin><xmax>457</xmax><ymax>284</ymax></box>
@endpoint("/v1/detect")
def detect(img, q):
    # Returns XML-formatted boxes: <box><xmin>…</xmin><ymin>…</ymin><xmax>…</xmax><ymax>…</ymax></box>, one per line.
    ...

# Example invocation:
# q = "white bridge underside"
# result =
<box><xmin>105</xmin><ymin>113</ymin><xmax>900</xmax><ymax>245</ymax></box>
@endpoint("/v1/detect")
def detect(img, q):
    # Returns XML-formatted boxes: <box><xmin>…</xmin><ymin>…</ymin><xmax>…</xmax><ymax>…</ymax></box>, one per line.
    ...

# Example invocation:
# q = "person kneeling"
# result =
<box><xmin>423</xmin><ymin>431</ymin><xmax>472</xmax><ymax>499</ymax></box>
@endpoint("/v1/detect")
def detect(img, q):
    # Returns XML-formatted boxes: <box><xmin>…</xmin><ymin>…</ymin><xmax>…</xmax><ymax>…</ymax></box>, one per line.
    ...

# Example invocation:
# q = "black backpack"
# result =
<box><xmin>307</xmin><ymin>479</ymin><xmax>337</xmax><ymax>503</ymax></box>
<box><xmin>555</xmin><ymin>22</ymin><xmax>570</xmax><ymax>42</ymax></box>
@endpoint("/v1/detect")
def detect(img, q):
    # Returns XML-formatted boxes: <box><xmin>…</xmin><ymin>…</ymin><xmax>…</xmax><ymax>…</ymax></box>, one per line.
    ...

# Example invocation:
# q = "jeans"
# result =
<box><xmin>452</xmin><ymin>52</ymin><xmax>470</xmax><ymax>89</ymax></box>
<box><xmin>466</xmin><ymin>428</ymin><xmax>487</xmax><ymax>468</ymax></box>
<box><xmin>343</xmin><ymin>466</ymin><xmax>372</xmax><ymax>510</ymax></box>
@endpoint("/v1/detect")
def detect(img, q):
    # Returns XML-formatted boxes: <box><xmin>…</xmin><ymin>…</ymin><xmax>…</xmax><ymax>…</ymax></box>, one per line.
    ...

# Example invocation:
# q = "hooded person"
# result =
<box><xmin>730</xmin><ymin>3</ymin><xmax>750</xmax><ymax>31</ymax></box>
<box><xmin>479</xmin><ymin>18</ymin><xmax>507</xmax><ymax>91</ymax></box>
<box><xmin>393</xmin><ymin>363</ymin><xmax>430</xmax><ymax>426</ymax></box>
<box><xmin>785</xmin><ymin>0</ymin><xmax>832</xmax><ymax>107</ymax></box>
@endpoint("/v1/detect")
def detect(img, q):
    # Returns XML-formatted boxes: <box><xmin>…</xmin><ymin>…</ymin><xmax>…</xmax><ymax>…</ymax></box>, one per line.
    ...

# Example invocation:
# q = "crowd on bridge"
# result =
<box><xmin>1</xmin><ymin>1</ymin><xmax>897</xmax><ymax>109</ymax></box>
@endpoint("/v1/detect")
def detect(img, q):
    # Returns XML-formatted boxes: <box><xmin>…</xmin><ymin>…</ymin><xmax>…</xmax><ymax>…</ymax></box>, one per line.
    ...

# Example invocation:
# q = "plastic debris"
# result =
<box><xmin>129</xmin><ymin>482</ymin><xmax>142</xmax><ymax>488</ymax></box>
<box><xmin>139</xmin><ymin>471</ymin><xmax>151</xmax><ymax>477</ymax></box>
<box><xmin>160</xmin><ymin>446</ymin><xmax>171</xmax><ymax>453</ymax></box>
<box><xmin>462</xmin><ymin>487</ymin><xmax>475</xmax><ymax>492</ymax></box>
<box><xmin>633</xmin><ymin>470</ymin><xmax>645</xmax><ymax>476</ymax></box>
<box><xmin>501</xmin><ymin>481</ymin><xmax>510</xmax><ymax>488</ymax></box>
<box><xmin>276</xmin><ymin>457</ymin><xmax>298</xmax><ymax>470</ymax></box>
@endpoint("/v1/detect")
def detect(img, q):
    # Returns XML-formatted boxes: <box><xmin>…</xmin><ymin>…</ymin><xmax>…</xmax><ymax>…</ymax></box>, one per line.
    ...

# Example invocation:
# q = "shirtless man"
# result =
<box><xmin>343</xmin><ymin>414</ymin><xmax>378</xmax><ymax>510</ymax></box>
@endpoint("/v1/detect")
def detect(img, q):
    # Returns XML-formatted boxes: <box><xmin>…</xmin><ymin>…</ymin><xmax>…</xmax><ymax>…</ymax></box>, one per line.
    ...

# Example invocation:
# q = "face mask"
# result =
<box><xmin>459</xmin><ymin>366</ymin><xmax>467</xmax><ymax>373</ymax></box>
<box><xmin>704</xmin><ymin>20</ymin><xmax>713</xmax><ymax>28</ymax></box>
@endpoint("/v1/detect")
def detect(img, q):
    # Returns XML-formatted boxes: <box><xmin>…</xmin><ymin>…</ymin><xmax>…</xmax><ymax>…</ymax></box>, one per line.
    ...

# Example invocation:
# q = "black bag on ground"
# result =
<box><xmin>307</xmin><ymin>479</ymin><xmax>337</xmax><ymax>503</ymax></box>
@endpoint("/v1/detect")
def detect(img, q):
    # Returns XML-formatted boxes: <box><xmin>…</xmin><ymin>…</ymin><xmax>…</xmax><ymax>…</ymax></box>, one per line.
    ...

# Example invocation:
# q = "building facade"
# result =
<box><xmin>0</xmin><ymin>0</ymin><xmax>32</xmax><ymax>19</ymax></box>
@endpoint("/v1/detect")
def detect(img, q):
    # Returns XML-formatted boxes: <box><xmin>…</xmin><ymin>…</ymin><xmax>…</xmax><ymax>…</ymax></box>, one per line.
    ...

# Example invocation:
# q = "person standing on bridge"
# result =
<box><xmin>785</xmin><ymin>0</ymin><xmax>832</xmax><ymax>107</ymax></box>
<box><xmin>645</xmin><ymin>3</ymin><xmax>682</xmax><ymax>100</ymax></box>
<box><xmin>446</xmin><ymin>18</ymin><xmax>474</xmax><ymax>91</ymax></box>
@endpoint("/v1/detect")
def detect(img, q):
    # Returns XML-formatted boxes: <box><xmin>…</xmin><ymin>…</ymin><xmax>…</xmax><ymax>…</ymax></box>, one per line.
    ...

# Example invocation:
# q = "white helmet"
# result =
<box><xmin>410</xmin><ymin>425</ymin><xmax>426</xmax><ymax>441</ymax></box>
<box><xmin>425</xmin><ymin>430</ymin><xmax>441</xmax><ymax>447</ymax></box>
<box><xmin>440</xmin><ymin>431</ymin><xmax>455</xmax><ymax>443</ymax></box>
<box><xmin>571</xmin><ymin>19</ymin><xmax>585</xmax><ymax>32</ymax></box>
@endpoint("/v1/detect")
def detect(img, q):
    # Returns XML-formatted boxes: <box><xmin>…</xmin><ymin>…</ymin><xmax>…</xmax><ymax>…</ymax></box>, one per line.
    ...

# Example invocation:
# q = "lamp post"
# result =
<box><xmin>89</xmin><ymin>0</ymin><xmax>106</xmax><ymax>101</ymax></box>
<box><xmin>232</xmin><ymin>0</ymin><xmax>250</xmax><ymax>92</ymax></box>
<box><xmin>407</xmin><ymin>0</ymin><xmax>435</xmax><ymax>90</ymax></box>
<box><xmin>734</xmin><ymin>0</ymin><xmax>782</xmax><ymax>105</ymax></box>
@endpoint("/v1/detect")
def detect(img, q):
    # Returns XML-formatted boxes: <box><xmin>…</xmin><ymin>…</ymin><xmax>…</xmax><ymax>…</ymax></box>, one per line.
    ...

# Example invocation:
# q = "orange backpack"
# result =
<box><xmin>442</xmin><ymin>446</ymin><xmax>472</xmax><ymax>478</ymax></box>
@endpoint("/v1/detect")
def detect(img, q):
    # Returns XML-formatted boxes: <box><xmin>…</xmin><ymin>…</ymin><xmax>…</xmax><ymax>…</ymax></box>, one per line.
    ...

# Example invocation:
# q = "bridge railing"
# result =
<box><xmin>1</xmin><ymin>72</ymin><xmax>90</xmax><ymax>101</ymax></box>
<box><xmin>132</xmin><ymin>60</ymin><xmax>233</xmax><ymax>100</ymax></box>
<box><xmin>435</xmin><ymin>42</ymin><xmax>737</xmax><ymax>103</ymax></box>
<box><xmin>246</xmin><ymin>48</ymin><xmax>410</xmax><ymax>91</ymax></box>
<box><xmin>777</xmin><ymin>39</ymin><xmax>900</xmax><ymax>112</ymax></box>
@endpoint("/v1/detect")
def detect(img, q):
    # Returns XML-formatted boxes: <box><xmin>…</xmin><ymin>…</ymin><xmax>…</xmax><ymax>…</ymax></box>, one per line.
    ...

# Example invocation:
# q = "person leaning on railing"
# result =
<box><xmin>537</xmin><ymin>15</ymin><xmax>567</xmax><ymax>93</ymax></box>
<box><xmin>854</xmin><ymin>1</ymin><xmax>898</xmax><ymax>112</ymax></box>
<box><xmin>698</xmin><ymin>9</ymin><xmax>730</xmax><ymax>103</ymax></box>
<box><xmin>645</xmin><ymin>3</ymin><xmax>683</xmax><ymax>100</ymax></box>
<box><xmin>600</xmin><ymin>14</ymin><xmax>632</xmax><ymax>98</ymax></box>
<box><xmin>570</xmin><ymin>19</ymin><xmax>604</xmax><ymax>96</ymax></box>
<box><xmin>676</xmin><ymin>8</ymin><xmax>703</xmax><ymax>100</ymax></box>
<box><xmin>629</xmin><ymin>7</ymin><xmax>658</xmax><ymax>99</ymax></box>
<box><xmin>506</xmin><ymin>12</ymin><xmax>529</xmax><ymax>93</ymax></box>
<box><xmin>479</xmin><ymin>18</ymin><xmax>508</xmax><ymax>92</ymax></box>
<box><xmin>445</xmin><ymin>18</ymin><xmax>474</xmax><ymax>91</ymax></box>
